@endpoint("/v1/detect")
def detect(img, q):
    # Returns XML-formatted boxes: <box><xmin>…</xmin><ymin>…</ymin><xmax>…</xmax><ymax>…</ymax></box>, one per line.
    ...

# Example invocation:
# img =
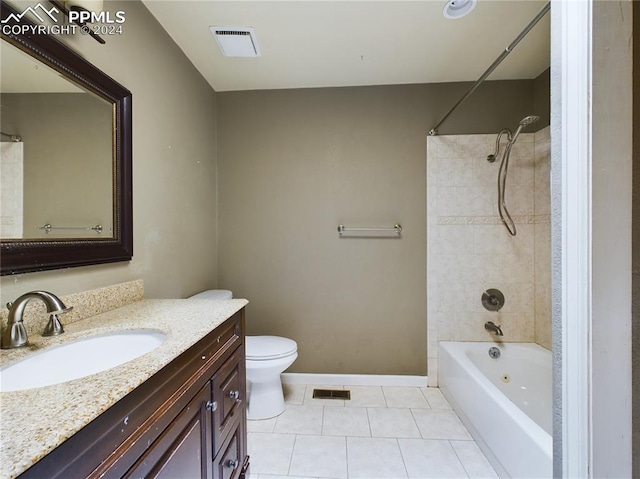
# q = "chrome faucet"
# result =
<box><xmin>1</xmin><ymin>291</ymin><xmax>72</xmax><ymax>349</ymax></box>
<box><xmin>484</xmin><ymin>321</ymin><xmax>504</xmax><ymax>336</ymax></box>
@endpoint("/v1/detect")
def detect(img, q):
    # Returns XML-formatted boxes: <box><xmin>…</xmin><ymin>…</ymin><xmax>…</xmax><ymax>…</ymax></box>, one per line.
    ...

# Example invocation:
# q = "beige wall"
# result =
<box><xmin>217</xmin><ymin>82</ymin><xmax>537</xmax><ymax>375</ymax></box>
<box><xmin>0</xmin><ymin>0</ymin><xmax>218</xmax><ymax>302</ymax></box>
<box><xmin>533</xmin><ymin>68</ymin><xmax>551</xmax><ymax>128</ymax></box>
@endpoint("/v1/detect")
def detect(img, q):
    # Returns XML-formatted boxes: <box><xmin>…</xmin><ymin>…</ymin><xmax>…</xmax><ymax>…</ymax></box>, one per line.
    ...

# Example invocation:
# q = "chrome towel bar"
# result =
<box><xmin>39</xmin><ymin>224</ymin><xmax>103</xmax><ymax>234</ymax></box>
<box><xmin>337</xmin><ymin>224</ymin><xmax>402</xmax><ymax>236</ymax></box>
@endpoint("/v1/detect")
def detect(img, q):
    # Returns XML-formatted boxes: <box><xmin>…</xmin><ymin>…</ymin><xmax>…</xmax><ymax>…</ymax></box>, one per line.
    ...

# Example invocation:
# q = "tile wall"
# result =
<box><xmin>426</xmin><ymin>127</ymin><xmax>551</xmax><ymax>386</ymax></box>
<box><xmin>0</xmin><ymin>142</ymin><xmax>23</xmax><ymax>238</ymax></box>
<box><xmin>533</xmin><ymin>128</ymin><xmax>551</xmax><ymax>349</ymax></box>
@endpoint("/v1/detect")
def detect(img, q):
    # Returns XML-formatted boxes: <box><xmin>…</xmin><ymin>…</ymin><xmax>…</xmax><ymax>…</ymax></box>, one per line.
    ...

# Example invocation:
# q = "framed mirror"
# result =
<box><xmin>0</xmin><ymin>0</ymin><xmax>132</xmax><ymax>275</ymax></box>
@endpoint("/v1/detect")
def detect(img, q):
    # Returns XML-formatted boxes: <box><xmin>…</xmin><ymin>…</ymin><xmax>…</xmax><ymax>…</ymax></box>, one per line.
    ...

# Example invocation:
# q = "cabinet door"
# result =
<box><xmin>211</xmin><ymin>347</ymin><xmax>245</xmax><ymax>455</ymax></box>
<box><xmin>125</xmin><ymin>384</ymin><xmax>213</xmax><ymax>479</ymax></box>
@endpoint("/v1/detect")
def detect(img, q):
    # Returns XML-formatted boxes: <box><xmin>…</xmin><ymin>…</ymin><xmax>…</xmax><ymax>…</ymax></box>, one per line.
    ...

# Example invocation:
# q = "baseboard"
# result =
<box><xmin>281</xmin><ymin>373</ymin><xmax>429</xmax><ymax>387</ymax></box>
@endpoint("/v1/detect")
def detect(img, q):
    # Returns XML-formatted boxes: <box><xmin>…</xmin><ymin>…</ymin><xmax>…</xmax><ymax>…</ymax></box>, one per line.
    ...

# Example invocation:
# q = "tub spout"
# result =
<box><xmin>485</xmin><ymin>321</ymin><xmax>503</xmax><ymax>336</ymax></box>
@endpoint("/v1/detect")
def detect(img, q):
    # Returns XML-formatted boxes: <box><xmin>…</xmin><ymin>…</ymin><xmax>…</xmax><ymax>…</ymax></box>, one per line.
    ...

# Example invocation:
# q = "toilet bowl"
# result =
<box><xmin>188</xmin><ymin>290</ymin><xmax>298</xmax><ymax>420</ymax></box>
<box><xmin>245</xmin><ymin>335</ymin><xmax>297</xmax><ymax>420</ymax></box>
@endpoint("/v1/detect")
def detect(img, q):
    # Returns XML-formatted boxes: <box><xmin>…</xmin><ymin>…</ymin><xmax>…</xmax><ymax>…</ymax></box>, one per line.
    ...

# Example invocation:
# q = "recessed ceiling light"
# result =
<box><xmin>442</xmin><ymin>0</ymin><xmax>477</xmax><ymax>19</ymax></box>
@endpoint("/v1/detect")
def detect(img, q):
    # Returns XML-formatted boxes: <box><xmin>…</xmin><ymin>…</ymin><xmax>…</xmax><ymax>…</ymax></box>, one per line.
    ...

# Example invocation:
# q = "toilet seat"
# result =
<box><xmin>246</xmin><ymin>336</ymin><xmax>297</xmax><ymax>361</ymax></box>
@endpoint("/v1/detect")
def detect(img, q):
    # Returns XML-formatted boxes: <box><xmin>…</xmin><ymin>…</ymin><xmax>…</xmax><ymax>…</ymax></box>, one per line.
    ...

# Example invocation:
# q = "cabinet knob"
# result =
<box><xmin>205</xmin><ymin>400</ymin><xmax>217</xmax><ymax>412</ymax></box>
<box><xmin>228</xmin><ymin>390</ymin><xmax>239</xmax><ymax>400</ymax></box>
<box><xmin>226</xmin><ymin>459</ymin><xmax>238</xmax><ymax>469</ymax></box>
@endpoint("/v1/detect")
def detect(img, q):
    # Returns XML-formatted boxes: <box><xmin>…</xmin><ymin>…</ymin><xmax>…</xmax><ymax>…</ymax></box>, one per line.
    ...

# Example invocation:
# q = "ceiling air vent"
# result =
<box><xmin>210</xmin><ymin>27</ymin><xmax>261</xmax><ymax>58</ymax></box>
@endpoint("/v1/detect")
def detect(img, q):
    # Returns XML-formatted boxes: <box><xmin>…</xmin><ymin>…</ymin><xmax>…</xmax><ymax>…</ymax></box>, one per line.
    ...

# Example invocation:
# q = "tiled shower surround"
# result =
<box><xmin>427</xmin><ymin>127</ymin><xmax>551</xmax><ymax>386</ymax></box>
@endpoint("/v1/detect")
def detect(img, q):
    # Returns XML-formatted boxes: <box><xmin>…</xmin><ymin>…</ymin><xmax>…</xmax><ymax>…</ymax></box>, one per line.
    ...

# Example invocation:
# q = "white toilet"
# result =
<box><xmin>188</xmin><ymin>290</ymin><xmax>298</xmax><ymax>420</ymax></box>
<box><xmin>245</xmin><ymin>335</ymin><xmax>297</xmax><ymax>420</ymax></box>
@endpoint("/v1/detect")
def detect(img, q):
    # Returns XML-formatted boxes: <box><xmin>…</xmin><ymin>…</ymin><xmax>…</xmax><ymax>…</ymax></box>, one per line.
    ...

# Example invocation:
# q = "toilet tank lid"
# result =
<box><xmin>246</xmin><ymin>336</ymin><xmax>297</xmax><ymax>360</ymax></box>
<box><xmin>188</xmin><ymin>290</ymin><xmax>233</xmax><ymax>300</ymax></box>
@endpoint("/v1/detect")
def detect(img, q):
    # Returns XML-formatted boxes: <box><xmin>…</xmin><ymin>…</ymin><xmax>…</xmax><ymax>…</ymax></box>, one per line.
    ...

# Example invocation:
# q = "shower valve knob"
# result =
<box><xmin>482</xmin><ymin>289</ymin><xmax>505</xmax><ymax>312</ymax></box>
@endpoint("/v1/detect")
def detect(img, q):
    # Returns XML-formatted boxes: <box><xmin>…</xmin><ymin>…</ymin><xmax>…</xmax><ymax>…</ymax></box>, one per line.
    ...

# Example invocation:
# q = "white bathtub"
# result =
<box><xmin>438</xmin><ymin>342</ymin><xmax>552</xmax><ymax>479</ymax></box>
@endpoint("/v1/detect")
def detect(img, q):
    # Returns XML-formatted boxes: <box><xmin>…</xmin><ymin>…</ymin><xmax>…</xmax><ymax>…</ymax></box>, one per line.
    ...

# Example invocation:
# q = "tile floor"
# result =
<box><xmin>247</xmin><ymin>384</ymin><xmax>498</xmax><ymax>479</ymax></box>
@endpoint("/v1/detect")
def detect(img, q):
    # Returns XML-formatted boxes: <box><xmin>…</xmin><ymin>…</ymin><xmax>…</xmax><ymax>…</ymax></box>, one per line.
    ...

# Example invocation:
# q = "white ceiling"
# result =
<box><xmin>142</xmin><ymin>0</ymin><xmax>550</xmax><ymax>92</ymax></box>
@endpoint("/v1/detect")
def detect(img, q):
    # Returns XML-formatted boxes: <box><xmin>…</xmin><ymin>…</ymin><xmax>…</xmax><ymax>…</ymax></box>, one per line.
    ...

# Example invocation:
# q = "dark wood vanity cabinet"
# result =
<box><xmin>18</xmin><ymin>310</ymin><xmax>249</xmax><ymax>479</ymax></box>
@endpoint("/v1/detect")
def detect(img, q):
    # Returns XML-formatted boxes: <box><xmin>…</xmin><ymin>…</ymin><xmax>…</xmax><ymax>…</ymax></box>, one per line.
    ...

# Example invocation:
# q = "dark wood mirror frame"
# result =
<box><xmin>0</xmin><ymin>1</ymin><xmax>132</xmax><ymax>275</ymax></box>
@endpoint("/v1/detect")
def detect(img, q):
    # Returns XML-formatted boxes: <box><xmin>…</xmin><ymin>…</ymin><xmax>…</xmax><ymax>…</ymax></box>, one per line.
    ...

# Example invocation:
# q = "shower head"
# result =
<box><xmin>519</xmin><ymin>115</ymin><xmax>540</xmax><ymax>127</ymax></box>
<box><xmin>511</xmin><ymin>115</ymin><xmax>540</xmax><ymax>143</ymax></box>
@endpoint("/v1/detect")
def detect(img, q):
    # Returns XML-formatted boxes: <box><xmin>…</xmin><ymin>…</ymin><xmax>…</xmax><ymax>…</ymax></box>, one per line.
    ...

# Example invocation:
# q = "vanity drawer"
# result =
<box><xmin>213</xmin><ymin>418</ymin><xmax>244</xmax><ymax>479</ymax></box>
<box><xmin>211</xmin><ymin>346</ymin><xmax>245</xmax><ymax>454</ymax></box>
<box><xmin>211</xmin><ymin>315</ymin><xmax>242</xmax><ymax>357</ymax></box>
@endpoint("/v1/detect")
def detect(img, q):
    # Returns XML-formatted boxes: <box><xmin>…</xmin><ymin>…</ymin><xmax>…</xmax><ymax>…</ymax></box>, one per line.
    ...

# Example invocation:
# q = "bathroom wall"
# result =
<box><xmin>217</xmin><ymin>81</ymin><xmax>539</xmax><ymax>375</ymax></box>
<box><xmin>0</xmin><ymin>0</ymin><xmax>219</xmax><ymax>301</ymax></box>
<box><xmin>426</xmin><ymin>127</ymin><xmax>550</xmax><ymax>385</ymax></box>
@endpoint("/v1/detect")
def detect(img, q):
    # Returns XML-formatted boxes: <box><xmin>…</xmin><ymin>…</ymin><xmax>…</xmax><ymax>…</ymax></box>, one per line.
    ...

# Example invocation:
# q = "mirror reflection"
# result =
<box><xmin>0</xmin><ymin>38</ymin><xmax>114</xmax><ymax>240</ymax></box>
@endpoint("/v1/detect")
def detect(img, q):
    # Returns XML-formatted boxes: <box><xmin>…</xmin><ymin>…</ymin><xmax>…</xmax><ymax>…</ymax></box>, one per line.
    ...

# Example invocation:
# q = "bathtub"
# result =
<box><xmin>438</xmin><ymin>342</ymin><xmax>552</xmax><ymax>478</ymax></box>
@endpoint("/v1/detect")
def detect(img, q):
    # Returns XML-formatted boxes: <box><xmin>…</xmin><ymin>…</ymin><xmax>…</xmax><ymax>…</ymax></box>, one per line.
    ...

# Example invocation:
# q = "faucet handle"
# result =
<box><xmin>43</xmin><ymin>313</ymin><xmax>65</xmax><ymax>337</ymax></box>
<box><xmin>481</xmin><ymin>289</ymin><xmax>505</xmax><ymax>312</ymax></box>
<box><xmin>6</xmin><ymin>302</ymin><xmax>12</xmax><ymax>311</ymax></box>
<box><xmin>42</xmin><ymin>305</ymin><xmax>71</xmax><ymax>337</ymax></box>
<box><xmin>1</xmin><ymin>321</ymin><xmax>27</xmax><ymax>348</ymax></box>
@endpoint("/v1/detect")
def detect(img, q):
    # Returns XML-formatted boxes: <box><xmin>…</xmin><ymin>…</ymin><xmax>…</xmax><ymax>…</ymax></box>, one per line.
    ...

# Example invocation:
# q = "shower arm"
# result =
<box><xmin>428</xmin><ymin>2</ymin><xmax>550</xmax><ymax>136</ymax></box>
<box><xmin>487</xmin><ymin>128</ymin><xmax>512</xmax><ymax>163</ymax></box>
<box><xmin>1</xmin><ymin>131</ymin><xmax>22</xmax><ymax>142</ymax></box>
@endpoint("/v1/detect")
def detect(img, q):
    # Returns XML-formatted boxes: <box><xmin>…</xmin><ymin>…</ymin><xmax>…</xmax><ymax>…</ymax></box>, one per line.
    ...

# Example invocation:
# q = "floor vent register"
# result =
<box><xmin>312</xmin><ymin>389</ymin><xmax>351</xmax><ymax>400</ymax></box>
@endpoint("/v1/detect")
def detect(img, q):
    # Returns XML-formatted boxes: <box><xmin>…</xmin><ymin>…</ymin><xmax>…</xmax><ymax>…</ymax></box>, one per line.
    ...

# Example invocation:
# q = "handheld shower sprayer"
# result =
<box><xmin>511</xmin><ymin>115</ymin><xmax>540</xmax><ymax>144</ymax></box>
<box><xmin>490</xmin><ymin>115</ymin><xmax>540</xmax><ymax>236</ymax></box>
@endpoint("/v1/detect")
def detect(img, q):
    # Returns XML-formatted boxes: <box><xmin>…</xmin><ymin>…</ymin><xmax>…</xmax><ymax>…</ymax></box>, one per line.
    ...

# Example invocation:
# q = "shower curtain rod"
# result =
<box><xmin>1</xmin><ymin>131</ymin><xmax>22</xmax><ymax>142</ymax></box>
<box><xmin>428</xmin><ymin>2</ymin><xmax>550</xmax><ymax>137</ymax></box>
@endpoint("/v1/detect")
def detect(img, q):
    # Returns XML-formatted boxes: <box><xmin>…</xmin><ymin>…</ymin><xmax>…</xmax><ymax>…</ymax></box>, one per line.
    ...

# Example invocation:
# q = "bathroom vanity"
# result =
<box><xmin>0</xmin><ymin>298</ymin><xmax>249</xmax><ymax>479</ymax></box>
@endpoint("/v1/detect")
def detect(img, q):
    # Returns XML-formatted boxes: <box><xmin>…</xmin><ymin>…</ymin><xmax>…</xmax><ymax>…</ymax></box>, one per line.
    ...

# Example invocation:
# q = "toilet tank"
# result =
<box><xmin>188</xmin><ymin>290</ymin><xmax>233</xmax><ymax>300</ymax></box>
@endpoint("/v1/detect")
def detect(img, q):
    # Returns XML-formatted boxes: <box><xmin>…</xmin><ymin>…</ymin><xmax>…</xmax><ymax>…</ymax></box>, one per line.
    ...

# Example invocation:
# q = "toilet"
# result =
<box><xmin>245</xmin><ymin>335</ymin><xmax>297</xmax><ymax>420</ymax></box>
<box><xmin>188</xmin><ymin>290</ymin><xmax>298</xmax><ymax>420</ymax></box>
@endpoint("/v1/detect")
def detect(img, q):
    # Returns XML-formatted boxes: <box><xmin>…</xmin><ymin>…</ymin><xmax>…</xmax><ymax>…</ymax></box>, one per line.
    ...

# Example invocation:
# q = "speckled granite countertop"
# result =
<box><xmin>0</xmin><ymin>298</ymin><xmax>248</xmax><ymax>479</ymax></box>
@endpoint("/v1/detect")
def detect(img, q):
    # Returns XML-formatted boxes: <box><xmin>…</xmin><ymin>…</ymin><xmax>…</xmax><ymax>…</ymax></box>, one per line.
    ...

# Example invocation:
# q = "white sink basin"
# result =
<box><xmin>0</xmin><ymin>330</ymin><xmax>166</xmax><ymax>392</ymax></box>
